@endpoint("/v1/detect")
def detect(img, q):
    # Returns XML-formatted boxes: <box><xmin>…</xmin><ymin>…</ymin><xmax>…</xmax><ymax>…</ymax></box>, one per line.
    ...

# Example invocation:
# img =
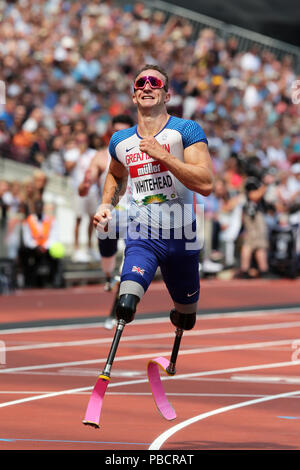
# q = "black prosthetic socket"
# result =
<box><xmin>166</xmin><ymin>309</ymin><xmax>197</xmax><ymax>375</ymax></box>
<box><xmin>116</xmin><ymin>294</ymin><xmax>140</xmax><ymax>324</ymax></box>
<box><xmin>170</xmin><ymin>309</ymin><xmax>196</xmax><ymax>331</ymax></box>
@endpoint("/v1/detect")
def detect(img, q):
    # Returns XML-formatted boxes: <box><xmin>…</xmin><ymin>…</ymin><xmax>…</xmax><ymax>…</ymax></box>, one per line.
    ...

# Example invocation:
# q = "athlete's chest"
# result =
<box><xmin>116</xmin><ymin>130</ymin><xmax>185</xmax><ymax>206</ymax></box>
<box><xmin>116</xmin><ymin>129</ymin><xmax>184</xmax><ymax>169</ymax></box>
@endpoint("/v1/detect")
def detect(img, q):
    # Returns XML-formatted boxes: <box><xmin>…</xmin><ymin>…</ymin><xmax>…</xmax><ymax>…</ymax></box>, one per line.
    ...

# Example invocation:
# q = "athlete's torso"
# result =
<box><xmin>108</xmin><ymin>115</ymin><xmax>208</xmax><ymax>230</ymax></box>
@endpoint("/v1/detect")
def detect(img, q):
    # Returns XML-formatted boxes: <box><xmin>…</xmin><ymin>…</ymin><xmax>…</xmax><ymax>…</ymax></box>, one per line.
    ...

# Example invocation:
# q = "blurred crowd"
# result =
<box><xmin>0</xmin><ymin>0</ymin><xmax>300</xmax><ymax>284</ymax></box>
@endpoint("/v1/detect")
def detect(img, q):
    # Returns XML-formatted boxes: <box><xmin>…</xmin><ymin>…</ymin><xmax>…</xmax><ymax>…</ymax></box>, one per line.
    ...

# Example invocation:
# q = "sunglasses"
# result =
<box><xmin>134</xmin><ymin>75</ymin><xmax>166</xmax><ymax>90</ymax></box>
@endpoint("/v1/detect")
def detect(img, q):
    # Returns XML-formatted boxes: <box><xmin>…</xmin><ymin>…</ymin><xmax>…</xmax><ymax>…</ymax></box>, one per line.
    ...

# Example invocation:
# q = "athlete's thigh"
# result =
<box><xmin>121</xmin><ymin>239</ymin><xmax>159</xmax><ymax>293</ymax></box>
<box><xmin>160</xmin><ymin>248</ymin><xmax>200</xmax><ymax>305</ymax></box>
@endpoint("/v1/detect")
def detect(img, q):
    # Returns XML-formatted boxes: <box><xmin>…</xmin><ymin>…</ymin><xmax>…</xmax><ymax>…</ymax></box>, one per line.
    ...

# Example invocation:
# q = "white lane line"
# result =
<box><xmin>0</xmin><ymin>338</ymin><xmax>297</xmax><ymax>374</ymax></box>
<box><xmin>3</xmin><ymin>320</ymin><xmax>300</xmax><ymax>352</ymax></box>
<box><xmin>1</xmin><ymin>307</ymin><xmax>300</xmax><ymax>335</ymax></box>
<box><xmin>231</xmin><ymin>374</ymin><xmax>300</xmax><ymax>384</ymax></box>
<box><xmin>0</xmin><ymin>318</ymin><xmax>169</xmax><ymax>335</ymax></box>
<box><xmin>148</xmin><ymin>389</ymin><xmax>300</xmax><ymax>450</ymax></box>
<box><xmin>1</xmin><ymin>359</ymin><xmax>300</xmax><ymax>411</ymax></box>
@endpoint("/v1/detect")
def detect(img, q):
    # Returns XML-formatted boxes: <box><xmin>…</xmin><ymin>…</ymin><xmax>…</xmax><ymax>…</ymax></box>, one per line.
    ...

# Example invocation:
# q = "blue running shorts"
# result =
<box><xmin>120</xmin><ymin>227</ymin><xmax>200</xmax><ymax>306</ymax></box>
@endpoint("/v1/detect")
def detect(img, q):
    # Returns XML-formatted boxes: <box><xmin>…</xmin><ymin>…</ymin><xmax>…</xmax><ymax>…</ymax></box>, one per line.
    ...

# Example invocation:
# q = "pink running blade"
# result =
<box><xmin>147</xmin><ymin>357</ymin><xmax>177</xmax><ymax>421</ymax></box>
<box><xmin>82</xmin><ymin>375</ymin><xmax>110</xmax><ymax>428</ymax></box>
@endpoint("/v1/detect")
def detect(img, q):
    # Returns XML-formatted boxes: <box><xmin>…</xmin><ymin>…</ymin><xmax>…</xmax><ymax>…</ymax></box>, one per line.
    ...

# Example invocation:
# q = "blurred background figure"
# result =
<box><xmin>19</xmin><ymin>199</ymin><xmax>63</xmax><ymax>288</ymax></box>
<box><xmin>3</xmin><ymin>180</ymin><xmax>23</xmax><ymax>260</ymax></box>
<box><xmin>238</xmin><ymin>174</ymin><xmax>270</xmax><ymax>278</ymax></box>
<box><xmin>64</xmin><ymin>131</ymin><xmax>98</xmax><ymax>262</ymax></box>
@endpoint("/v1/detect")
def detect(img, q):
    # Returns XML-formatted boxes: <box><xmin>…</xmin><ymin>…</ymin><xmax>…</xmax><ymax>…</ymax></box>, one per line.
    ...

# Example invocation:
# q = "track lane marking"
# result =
<box><xmin>1</xmin><ymin>307</ymin><xmax>300</xmax><ymax>335</ymax></box>
<box><xmin>0</xmin><ymin>438</ymin><xmax>151</xmax><ymax>446</ymax></box>
<box><xmin>3</xmin><ymin>320</ymin><xmax>300</xmax><ymax>352</ymax></box>
<box><xmin>0</xmin><ymin>338</ymin><xmax>298</xmax><ymax>374</ymax></box>
<box><xmin>1</xmin><ymin>359</ymin><xmax>300</xmax><ymax>410</ymax></box>
<box><xmin>148</xmin><ymin>389</ymin><xmax>300</xmax><ymax>450</ymax></box>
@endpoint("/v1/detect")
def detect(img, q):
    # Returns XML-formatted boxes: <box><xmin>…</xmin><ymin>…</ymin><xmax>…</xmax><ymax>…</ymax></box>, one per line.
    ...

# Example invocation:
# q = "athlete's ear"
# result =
<box><xmin>132</xmin><ymin>92</ymin><xmax>137</xmax><ymax>105</ymax></box>
<box><xmin>164</xmin><ymin>92</ymin><xmax>171</xmax><ymax>104</ymax></box>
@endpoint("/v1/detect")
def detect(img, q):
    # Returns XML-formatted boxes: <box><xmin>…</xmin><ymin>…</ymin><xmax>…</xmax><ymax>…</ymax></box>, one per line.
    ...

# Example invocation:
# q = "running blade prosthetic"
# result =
<box><xmin>82</xmin><ymin>374</ymin><xmax>110</xmax><ymax>428</ymax></box>
<box><xmin>147</xmin><ymin>356</ymin><xmax>177</xmax><ymax>420</ymax></box>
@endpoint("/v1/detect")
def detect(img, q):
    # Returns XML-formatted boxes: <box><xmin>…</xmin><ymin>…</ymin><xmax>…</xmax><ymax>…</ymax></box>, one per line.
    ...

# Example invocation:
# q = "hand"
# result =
<box><xmin>139</xmin><ymin>137</ymin><xmax>167</xmax><ymax>161</ymax></box>
<box><xmin>78</xmin><ymin>181</ymin><xmax>90</xmax><ymax>196</ymax></box>
<box><xmin>93</xmin><ymin>205</ymin><xmax>113</xmax><ymax>233</ymax></box>
<box><xmin>78</xmin><ymin>170</ymin><xmax>92</xmax><ymax>196</ymax></box>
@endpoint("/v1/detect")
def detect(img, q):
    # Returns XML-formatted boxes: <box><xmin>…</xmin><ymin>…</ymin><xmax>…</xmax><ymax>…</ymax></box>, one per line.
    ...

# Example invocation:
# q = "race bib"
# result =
<box><xmin>129</xmin><ymin>160</ymin><xmax>178</xmax><ymax>206</ymax></box>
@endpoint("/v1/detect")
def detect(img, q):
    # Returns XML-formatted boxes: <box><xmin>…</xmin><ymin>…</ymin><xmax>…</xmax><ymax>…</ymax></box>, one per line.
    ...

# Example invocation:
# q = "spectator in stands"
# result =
<box><xmin>19</xmin><ymin>178</ymin><xmax>39</xmax><ymax>217</ymax></box>
<box><xmin>223</xmin><ymin>156</ymin><xmax>244</xmax><ymax>196</ymax></box>
<box><xmin>19</xmin><ymin>199</ymin><xmax>61</xmax><ymax>288</ymax></box>
<box><xmin>200</xmin><ymin>177</ymin><xmax>244</xmax><ymax>269</ymax></box>
<box><xmin>238</xmin><ymin>175</ymin><xmax>270</xmax><ymax>278</ymax></box>
<box><xmin>32</xmin><ymin>170</ymin><xmax>48</xmax><ymax>200</ymax></box>
<box><xmin>27</xmin><ymin>126</ymin><xmax>51</xmax><ymax>168</ymax></box>
<box><xmin>42</xmin><ymin>135</ymin><xmax>66</xmax><ymax>176</ymax></box>
<box><xmin>0</xmin><ymin>180</ymin><xmax>10</xmax><ymax>240</ymax></box>
<box><xmin>275</xmin><ymin>170</ymin><xmax>300</xmax><ymax>213</ymax></box>
<box><xmin>4</xmin><ymin>180</ymin><xmax>24</xmax><ymax>260</ymax></box>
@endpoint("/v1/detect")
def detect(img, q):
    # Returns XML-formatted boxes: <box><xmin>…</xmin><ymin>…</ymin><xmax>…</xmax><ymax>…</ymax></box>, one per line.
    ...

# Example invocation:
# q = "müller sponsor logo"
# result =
<box><xmin>129</xmin><ymin>162</ymin><xmax>168</xmax><ymax>178</ymax></box>
<box><xmin>129</xmin><ymin>160</ymin><xmax>169</xmax><ymax>178</ymax></box>
<box><xmin>137</xmin><ymin>162</ymin><xmax>161</xmax><ymax>176</ymax></box>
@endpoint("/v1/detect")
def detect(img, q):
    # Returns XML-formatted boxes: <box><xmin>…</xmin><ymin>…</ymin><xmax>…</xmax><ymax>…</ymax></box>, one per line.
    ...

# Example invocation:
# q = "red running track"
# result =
<box><xmin>1</xmin><ymin>279</ymin><xmax>300</xmax><ymax>451</ymax></box>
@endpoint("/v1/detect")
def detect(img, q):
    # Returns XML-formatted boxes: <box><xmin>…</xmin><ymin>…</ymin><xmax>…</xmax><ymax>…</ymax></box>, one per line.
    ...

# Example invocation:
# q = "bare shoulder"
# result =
<box><xmin>92</xmin><ymin>147</ymin><xmax>109</xmax><ymax>170</ymax></box>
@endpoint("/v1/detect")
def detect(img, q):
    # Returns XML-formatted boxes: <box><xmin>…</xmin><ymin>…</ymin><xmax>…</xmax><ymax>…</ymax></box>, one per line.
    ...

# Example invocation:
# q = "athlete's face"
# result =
<box><xmin>133</xmin><ymin>69</ymin><xmax>170</xmax><ymax>110</ymax></box>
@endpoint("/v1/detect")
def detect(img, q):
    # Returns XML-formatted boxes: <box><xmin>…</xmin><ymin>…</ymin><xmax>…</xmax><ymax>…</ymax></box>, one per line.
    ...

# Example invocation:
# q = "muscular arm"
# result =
<box><xmin>101</xmin><ymin>159</ymin><xmax>128</xmax><ymax>207</ymax></box>
<box><xmin>93</xmin><ymin>158</ymin><xmax>128</xmax><ymax>229</ymax></box>
<box><xmin>139</xmin><ymin>138</ymin><xmax>214</xmax><ymax>196</ymax></box>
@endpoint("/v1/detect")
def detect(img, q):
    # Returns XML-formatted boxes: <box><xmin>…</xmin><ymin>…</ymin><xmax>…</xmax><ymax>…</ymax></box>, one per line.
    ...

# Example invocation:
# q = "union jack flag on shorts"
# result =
<box><xmin>132</xmin><ymin>266</ymin><xmax>145</xmax><ymax>276</ymax></box>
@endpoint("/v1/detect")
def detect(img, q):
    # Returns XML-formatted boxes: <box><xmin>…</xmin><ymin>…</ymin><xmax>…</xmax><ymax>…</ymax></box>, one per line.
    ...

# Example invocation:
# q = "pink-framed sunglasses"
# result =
<box><xmin>134</xmin><ymin>75</ymin><xmax>166</xmax><ymax>90</ymax></box>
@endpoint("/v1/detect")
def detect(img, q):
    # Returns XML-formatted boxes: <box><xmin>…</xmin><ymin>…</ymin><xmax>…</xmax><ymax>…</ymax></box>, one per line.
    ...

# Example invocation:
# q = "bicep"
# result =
<box><xmin>108</xmin><ymin>158</ymin><xmax>128</xmax><ymax>180</ymax></box>
<box><xmin>184</xmin><ymin>141</ymin><xmax>214</xmax><ymax>173</ymax></box>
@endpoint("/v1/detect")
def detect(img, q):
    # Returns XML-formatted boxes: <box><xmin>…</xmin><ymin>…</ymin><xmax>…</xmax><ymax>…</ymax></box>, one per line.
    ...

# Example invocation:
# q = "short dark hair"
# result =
<box><xmin>112</xmin><ymin>114</ymin><xmax>134</xmax><ymax>127</ymax></box>
<box><xmin>134</xmin><ymin>64</ymin><xmax>169</xmax><ymax>91</ymax></box>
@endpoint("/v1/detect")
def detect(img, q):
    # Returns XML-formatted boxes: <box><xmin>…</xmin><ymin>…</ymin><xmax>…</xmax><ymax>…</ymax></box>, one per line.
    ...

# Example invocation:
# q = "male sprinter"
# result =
<box><xmin>93</xmin><ymin>64</ymin><xmax>213</xmax><ymax>376</ymax></box>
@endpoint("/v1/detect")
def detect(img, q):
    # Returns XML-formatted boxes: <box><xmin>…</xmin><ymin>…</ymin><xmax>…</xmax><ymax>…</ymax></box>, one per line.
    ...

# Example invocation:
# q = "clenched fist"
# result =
<box><xmin>93</xmin><ymin>205</ymin><xmax>113</xmax><ymax>233</ymax></box>
<box><xmin>139</xmin><ymin>137</ymin><xmax>168</xmax><ymax>161</ymax></box>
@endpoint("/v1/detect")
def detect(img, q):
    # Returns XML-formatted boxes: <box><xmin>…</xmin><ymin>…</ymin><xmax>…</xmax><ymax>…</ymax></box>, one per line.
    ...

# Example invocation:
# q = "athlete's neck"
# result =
<box><xmin>137</xmin><ymin>112</ymin><xmax>170</xmax><ymax>138</ymax></box>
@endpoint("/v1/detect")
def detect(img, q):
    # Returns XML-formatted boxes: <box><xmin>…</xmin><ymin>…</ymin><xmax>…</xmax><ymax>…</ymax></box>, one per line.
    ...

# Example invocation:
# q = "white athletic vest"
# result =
<box><xmin>108</xmin><ymin>115</ymin><xmax>208</xmax><ymax>229</ymax></box>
